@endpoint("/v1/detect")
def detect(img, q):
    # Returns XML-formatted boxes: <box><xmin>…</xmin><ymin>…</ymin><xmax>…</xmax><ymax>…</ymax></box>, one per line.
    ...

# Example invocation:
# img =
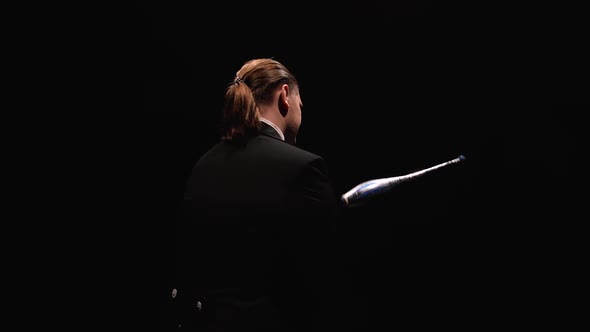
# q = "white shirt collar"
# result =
<box><xmin>259</xmin><ymin>117</ymin><xmax>285</xmax><ymax>141</ymax></box>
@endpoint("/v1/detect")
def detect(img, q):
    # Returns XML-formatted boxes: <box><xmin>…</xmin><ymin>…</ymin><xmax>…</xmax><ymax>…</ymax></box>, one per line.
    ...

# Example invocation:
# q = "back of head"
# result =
<box><xmin>221</xmin><ymin>58</ymin><xmax>299</xmax><ymax>142</ymax></box>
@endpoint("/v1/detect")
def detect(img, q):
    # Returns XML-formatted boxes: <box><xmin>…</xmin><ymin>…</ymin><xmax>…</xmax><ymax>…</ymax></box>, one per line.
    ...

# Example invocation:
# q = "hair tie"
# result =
<box><xmin>234</xmin><ymin>77</ymin><xmax>244</xmax><ymax>85</ymax></box>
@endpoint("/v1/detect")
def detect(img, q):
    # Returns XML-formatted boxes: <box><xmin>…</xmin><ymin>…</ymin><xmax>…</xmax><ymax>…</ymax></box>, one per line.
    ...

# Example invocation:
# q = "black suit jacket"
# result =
<box><xmin>175</xmin><ymin>122</ymin><xmax>340</xmax><ymax>331</ymax></box>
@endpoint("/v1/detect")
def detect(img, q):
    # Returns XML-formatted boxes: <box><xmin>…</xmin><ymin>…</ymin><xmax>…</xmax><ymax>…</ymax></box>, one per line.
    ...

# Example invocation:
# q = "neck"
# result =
<box><xmin>258</xmin><ymin>111</ymin><xmax>285</xmax><ymax>132</ymax></box>
<box><xmin>258</xmin><ymin>108</ymin><xmax>296</xmax><ymax>145</ymax></box>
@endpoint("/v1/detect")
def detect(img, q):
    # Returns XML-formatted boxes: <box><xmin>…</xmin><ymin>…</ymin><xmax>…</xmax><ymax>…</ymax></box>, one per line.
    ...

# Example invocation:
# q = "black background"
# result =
<box><xmin>113</xmin><ymin>1</ymin><xmax>585</xmax><ymax>330</ymax></box>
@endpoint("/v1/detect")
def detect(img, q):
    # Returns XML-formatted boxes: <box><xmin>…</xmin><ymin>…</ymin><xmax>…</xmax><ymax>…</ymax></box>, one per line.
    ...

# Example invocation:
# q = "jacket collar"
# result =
<box><xmin>259</xmin><ymin>119</ymin><xmax>284</xmax><ymax>141</ymax></box>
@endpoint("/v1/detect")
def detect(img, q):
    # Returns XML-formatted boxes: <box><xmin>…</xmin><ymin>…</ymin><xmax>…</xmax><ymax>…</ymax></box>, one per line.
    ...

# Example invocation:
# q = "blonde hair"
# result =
<box><xmin>221</xmin><ymin>58</ymin><xmax>298</xmax><ymax>141</ymax></box>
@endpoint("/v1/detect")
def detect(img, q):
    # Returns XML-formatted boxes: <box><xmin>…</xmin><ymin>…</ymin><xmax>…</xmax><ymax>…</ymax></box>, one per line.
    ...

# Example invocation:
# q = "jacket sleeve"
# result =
<box><xmin>289</xmin><ymin>156</ymin><xmax>340</xmax><ymax>218</ymax></box>
<box><xmin>275</xmin><ymin>156</ymin><xmax>341</xmax><ymax>329</ymax></box>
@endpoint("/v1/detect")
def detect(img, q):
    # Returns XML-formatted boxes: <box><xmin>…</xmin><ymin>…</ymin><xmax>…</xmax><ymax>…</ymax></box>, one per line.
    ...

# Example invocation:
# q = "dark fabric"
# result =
<box><xmin>174</xmin><ymin>123</ymin><xmax>340</xmax><ymax>331</ymax></box>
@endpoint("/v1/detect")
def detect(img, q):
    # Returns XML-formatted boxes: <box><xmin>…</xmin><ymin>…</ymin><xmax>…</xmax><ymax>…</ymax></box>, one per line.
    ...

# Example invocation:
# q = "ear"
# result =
<box><xmin>278</xmin><ymin>84</ymin><xmax>290</xmax><ymax>116</ymax></box>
